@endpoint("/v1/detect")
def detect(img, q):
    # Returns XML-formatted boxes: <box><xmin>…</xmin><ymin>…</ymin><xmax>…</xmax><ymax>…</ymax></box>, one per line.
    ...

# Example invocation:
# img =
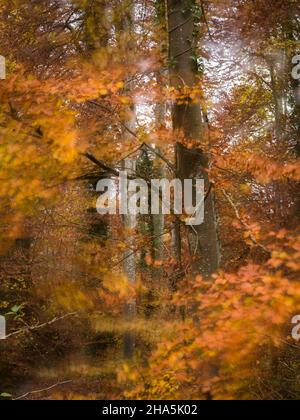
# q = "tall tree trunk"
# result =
<box><xmin>268</xmin><ymin>53</ymin><xmax>286</xmax><ymax>142</ymax></box>
<box><xmin>292</xmin><ymin>72</ymin><xmax>300</xmax><ymax>158</ymax></box>
<box><xmin>167</xmin><ymin>0</ymin><xmax>220</xmax><ymax>278</ymax></box>
<box><xmin>152</xmin><ymin>84</ymin><xmax>166</xmax><ymax>279</ymax></box>
<box><xmin>123</xmin><ymin>158</ymin><xmax>137</xmax><ymax>359</ymax></box>
<box><xmin>121</xmin><ymin>5</ymin><xmax>137</xmax><ymax>360</ymax></box>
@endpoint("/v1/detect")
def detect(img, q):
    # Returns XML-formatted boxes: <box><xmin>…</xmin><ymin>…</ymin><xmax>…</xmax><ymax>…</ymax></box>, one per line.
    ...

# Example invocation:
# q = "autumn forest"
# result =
<box><xmin>0</xmin><ymin>0</ymin><xmax>300</xmax><ymax>401</ymax></box>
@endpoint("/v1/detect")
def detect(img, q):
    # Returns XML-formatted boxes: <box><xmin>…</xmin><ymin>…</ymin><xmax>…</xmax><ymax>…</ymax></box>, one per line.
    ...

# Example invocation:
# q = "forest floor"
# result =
<box><xmin>13</xmin><ymin>353</ymin><xmax>124</xmax><ymax>400</ymax></box>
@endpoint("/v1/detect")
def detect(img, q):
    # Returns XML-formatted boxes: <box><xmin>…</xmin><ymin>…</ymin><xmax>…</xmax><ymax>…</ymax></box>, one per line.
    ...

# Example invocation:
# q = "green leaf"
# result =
<box><xmin>10</xmin><ymin>305</ymin><xmax>21</xmax><ymax>314</ymax></box>
<box><xmin>0</xmin><ymin>393</ymin><xmax>12</xmax><ymax>398</ymax></box>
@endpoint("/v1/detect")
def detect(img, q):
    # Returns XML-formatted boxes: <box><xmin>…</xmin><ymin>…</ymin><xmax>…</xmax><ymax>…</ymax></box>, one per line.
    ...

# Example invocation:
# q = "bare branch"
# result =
<box><xmin>200</xmin><ymin>0</ymin><xmax>214</xmax><ymax>42</ymax></box>
<box><xmin>221</xmin><ymin>189</ymin><xmax>270</xmax><ymax>255</ymax></box>
<box><xmin>4</xmin><ymin>312</ymin><xmax>77</xmax><ymax>340</ymax></box>
<box><xmin>14</xmin><ymin>380</ymin><xmax>73</xmax><ymax>400</ymax></box>
<box><xmin>82</xmin><ymin>152</ymin><xmax>121</xmax><ymax>178</ymax></box>
<box><xmin>142</xmin><ymin>143</ymin><xmax>176</xmax><ymax>173</ymax></box>
<box><xmin>169</xmin><ymin>15</ymin><xmax>193</xmax><ymax>34</ymax></box>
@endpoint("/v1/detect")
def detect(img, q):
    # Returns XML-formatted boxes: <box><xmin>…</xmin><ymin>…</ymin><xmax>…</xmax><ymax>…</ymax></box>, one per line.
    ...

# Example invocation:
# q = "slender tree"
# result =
<box><xmin>167</xmin><ymin>0</ymin><xmax>220</xmax><ymax>277</ymax></box>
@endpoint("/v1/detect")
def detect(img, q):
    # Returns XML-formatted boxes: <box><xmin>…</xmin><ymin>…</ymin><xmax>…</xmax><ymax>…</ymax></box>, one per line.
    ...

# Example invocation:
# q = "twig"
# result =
<box><xmin>83</xmin><ymin>143</ymin><xmax>176</xmax><ymax>181</ymax></box>
<box><xmin>111</xmin><ymin>227</ymin><xmax>174</xmax><ymax>269</ymax></box>
<box><xmin>14</xmin><ymin>380</ymin><xmax>73</xmax><ymax>400</ymax></box>
<box><xmin>116</xmin><ymin>144</ymin><xmax>145</xmax><ymax>164</ymax></box>
<box><xmin>142</xmin><ymin>143</ymin><xmax>176</xmax><ymax>173</ymax></box>
<box><xmin>173</xmin><ymin>47</ymin><xmax>193</xmax><ymax>60</ymax></box>
<box><xmin>221</xmin><ymin>189</ymin><xmax>270</xmax><ymax>255</ymax></box>
<box><xmin>88</xmin><ymin>100</ymin><xmax>139</xmax><ymax>140</ymax></box>
<box><xmin>81</xmin><ymin>152</ymin><xmax>121</xmax><ymax>178</ymax></box>
<box><xmin>169</xmin><ymin>15</ymin><xmax>193</xmax><ymax>34</ymax></box>
<box><xmin>200</xmin><ymin>0</ymin><xmax>213</xmax><ymax>42</ymax></box>
<box><xmin>4</xmin><ymin>313</ymin><xmax>77</xmax><ymax>340</ymax></box>
<box><xmin>87</xmin><ymin>101</ymin><xmax>176</xmax><ymax>175</ymax></box>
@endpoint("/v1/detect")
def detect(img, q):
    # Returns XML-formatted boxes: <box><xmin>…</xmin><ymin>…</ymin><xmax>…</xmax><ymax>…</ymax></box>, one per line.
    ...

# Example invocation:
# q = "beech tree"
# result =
<box><xmin>167</xmin><ymin>0</ymin><xmax>220</xmax><ymax>277</ymax></box>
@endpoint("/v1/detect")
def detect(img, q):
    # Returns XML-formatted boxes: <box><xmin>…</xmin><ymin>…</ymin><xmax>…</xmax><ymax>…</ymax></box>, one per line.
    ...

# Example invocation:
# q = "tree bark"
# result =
<box><xmin>123</xmin><ymin>158</ymin><xmax>137</xmax><ymax>359</ymax></box>
<box><xmin>167</xmin><ymin>0</ymin><xmax>220</xmax><ymax>278</ymax></box>
<box><xmin>119</xmin><ymin>5</ymin><xmax>137</xmax><ymax>359</ymax></box>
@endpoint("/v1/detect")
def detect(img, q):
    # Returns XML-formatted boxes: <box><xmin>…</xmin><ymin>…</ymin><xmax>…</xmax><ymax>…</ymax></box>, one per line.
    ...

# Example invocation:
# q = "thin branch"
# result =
<box><xmin>4</xmin><ymin>313</ymin><xmax>77</xmax><ymax>340</ymax></box>
<box><xmin>221</xmin><ymin>189</ymin><xmax>270</xmax><ymax>255</ymax></box>
<box><xmin>81</xmin><ymin>152</ymin><xmax>121</xmax><ymax>178</ymax></box>
<box><xmin>200</xmin><ymin>0</ymin><xmax>213</xmax><ymax>42</ymax></box>
<box><xmin>111</xmin><ymin>227</ymin><xmax>174</xmax><ymax>269</ymax></box>
<box><xmin>142</xmin><ymin>143</ymin><xmax>176</xmax><ymax>173</ymax></box>
<box><xmin>14</xmin><ymin>380</ymin><xmax>73</xmax><ymax>400</ymax></box>
<box><xmin>173</xmin><ymin>46</ymin><xmax>193</xmax><ymax>60</ymax></box>
<box><xmin>87</xmin><ymin>101</ymin><xmax>175</xmax><ymax>175</ymax></box>
<box><xmin>122</xmin><ymin>122</ymin><xmax>139</xmax><ymax>139</ymax></box>
<box><xmin>116</xmin><ymin>144</ymin><xmax>145</xmax><ymax>164</ymax></box>
<box><xmin>88</xmin><ymin>100</ymin><xmax>138</xmax><ymax>139</ymax></box>
<box><xmin>169</xmin><ymin>15</ymin><xmax>193</xmax><ymax>33</ymax></box>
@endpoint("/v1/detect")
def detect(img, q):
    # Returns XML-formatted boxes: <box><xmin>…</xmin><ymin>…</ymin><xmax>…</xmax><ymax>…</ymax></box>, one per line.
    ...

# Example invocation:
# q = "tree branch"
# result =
<box><xmin>169</xmin><ymin>15</ymin><xmax>193</xmax><ymax>33</ymax></box>
<box><xmin>141</xmin><ymin>143</ymin><xmax>176</xmax><ymax>173</ymax></box>
<box><xmin>200</xmin><ymin>0</ymin><xmax>213</xmax><ymax>42</ymax></box>
<box><xmin>81</xmin><ymin>152</ymin><xmax>121</xmax><ymax>178</ymax></box>
<box><xmin>4</xmin><ymin>312</ymin><xmax>77</xmax><ymax>340</ymax></box>
<box><xmin>221</xmin><ymin>189</ymin><xmax>270</xmax><ymax>255</ymax></box>
<box><xmin>14</xmin><ymin>380</ymin><xmax>73</xmax><ymax>400</ymax></box>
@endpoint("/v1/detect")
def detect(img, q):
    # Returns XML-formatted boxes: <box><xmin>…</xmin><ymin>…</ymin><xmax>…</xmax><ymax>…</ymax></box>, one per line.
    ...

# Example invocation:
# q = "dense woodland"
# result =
<box><xmin>0</xmin><ymin>0</ymin><xmax>300</xmax><ymax>400</ymax></box>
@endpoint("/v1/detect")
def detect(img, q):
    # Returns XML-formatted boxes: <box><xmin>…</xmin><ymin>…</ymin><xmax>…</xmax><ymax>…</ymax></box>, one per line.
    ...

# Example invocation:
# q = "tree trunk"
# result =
<box><xmin>120</xmin><ymin>5</ymin><xmax>137</xmax><ymax>360</ymax></box>
<box><xmin>167</xmin><ymin>0</ymin><xmax>220</xmax><ymax>278</ymax></box>
<box><xmin>123</xmin><ymin>158</ymin><xmax>137</xmax><ymax>359</ymax></box>
<box><xmin>152</xmin><ymin>88</ymin><xmax>166</xmax><ymax>280</ymax></box>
